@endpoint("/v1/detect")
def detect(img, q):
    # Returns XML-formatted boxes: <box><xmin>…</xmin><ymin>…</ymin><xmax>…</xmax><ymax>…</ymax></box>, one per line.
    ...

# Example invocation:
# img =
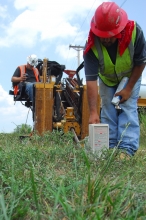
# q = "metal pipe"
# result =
<box><xmin>70</xmin><ymin>128</ymin><xmax>81</xmax><ymax>147</ymax></box>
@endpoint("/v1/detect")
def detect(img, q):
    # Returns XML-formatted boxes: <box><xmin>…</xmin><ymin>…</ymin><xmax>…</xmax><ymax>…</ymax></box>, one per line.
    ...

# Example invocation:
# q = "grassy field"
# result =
<box><xmin>0</xmin><ymin>117</ymin><xmax>146</xmax><ymax>220</ymax></box>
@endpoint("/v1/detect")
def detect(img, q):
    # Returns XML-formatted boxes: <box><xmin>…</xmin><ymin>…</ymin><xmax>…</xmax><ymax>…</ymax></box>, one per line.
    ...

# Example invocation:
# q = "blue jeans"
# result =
<box><xmin>99</xmin><ymin>77</ymin><xmax>141</xmax><ymax>156</ymax></box>
<box><xmin>25</xmin><ymin>82</ymin><xmax>35</xmax><ymax>102</ymax></box>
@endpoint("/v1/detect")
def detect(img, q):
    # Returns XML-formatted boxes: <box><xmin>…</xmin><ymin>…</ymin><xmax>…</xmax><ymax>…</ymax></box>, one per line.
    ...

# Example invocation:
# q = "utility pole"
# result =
<box><xmin>69</xmin><ymin>45</ymin><xmax>84</xmax><ymax>72</ymax></box>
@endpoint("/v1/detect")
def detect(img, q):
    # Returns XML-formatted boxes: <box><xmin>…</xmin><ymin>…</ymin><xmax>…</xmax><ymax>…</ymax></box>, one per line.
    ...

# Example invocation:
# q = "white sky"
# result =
<box><xmin>0</xmin><ymin>0</ymin><xmax>146</xmax><ymax>132</ymax></box>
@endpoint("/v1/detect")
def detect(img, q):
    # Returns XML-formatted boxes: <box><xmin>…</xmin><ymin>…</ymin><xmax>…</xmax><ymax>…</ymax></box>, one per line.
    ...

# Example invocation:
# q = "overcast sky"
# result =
<box><xmin>0</xmin><ymin>0</ymin><xmax>146</xmax><ymax>133</ymax></box>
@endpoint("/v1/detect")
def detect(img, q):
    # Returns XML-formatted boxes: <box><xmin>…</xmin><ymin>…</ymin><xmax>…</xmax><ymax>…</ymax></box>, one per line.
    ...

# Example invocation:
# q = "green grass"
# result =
<box><xmin>0</xmin><ymin>118</ymin><xmax>146</xmax><ymax>220</ymax></box>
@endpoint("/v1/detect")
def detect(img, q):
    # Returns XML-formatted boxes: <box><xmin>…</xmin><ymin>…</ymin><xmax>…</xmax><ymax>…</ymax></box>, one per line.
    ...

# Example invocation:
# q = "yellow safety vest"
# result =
<box><xmin>91</xmin><ymin>23</ymin><xmax>136</xmax><ymax>86</ymax></box>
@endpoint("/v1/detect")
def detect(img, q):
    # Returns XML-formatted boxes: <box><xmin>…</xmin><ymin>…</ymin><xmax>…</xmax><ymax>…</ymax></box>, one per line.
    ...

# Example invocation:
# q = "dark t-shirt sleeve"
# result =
<box><xmin>13</xmin><ymin>67</ymin><xmax>21</xmax><ymax>77</ymax></box>
<box><xmin>134</xmin><ymin>23</ymin><xmax>146</xmax><ymax>65</ymax></box>
<box><xmin>83</xmin><ymin>48</ymin><xmax>99</xmax><ymax>81</ymax></box>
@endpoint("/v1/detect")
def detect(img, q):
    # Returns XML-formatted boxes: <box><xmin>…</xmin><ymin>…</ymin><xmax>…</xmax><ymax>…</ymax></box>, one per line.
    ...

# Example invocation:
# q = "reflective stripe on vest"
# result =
<box><xmin>14</xmin><ymin>85</ymin><xmax>18</xmax><ymax>96</ymax></box>
<box><xmin>91</xmin><ymin>23</ymin><xmax>136</xmax><ymax>86</ymax></box>
<box><xmin>19</xmin><ymin>65</ymin><xmax>39</xmax><ymax>82</ymax></box>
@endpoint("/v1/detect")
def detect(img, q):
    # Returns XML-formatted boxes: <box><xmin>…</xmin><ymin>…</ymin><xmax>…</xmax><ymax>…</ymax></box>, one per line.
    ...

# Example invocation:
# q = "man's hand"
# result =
<box><xmin>115</xmin><ymin>64</ymin><xmax>145</xmax><ymax>103</ymax></box>
<box><xmin>115</xmin><ymin>88</ymin><xmax>132</xmax><ymax>103</ymax></box>
<box><xmin>89</xmin><ymin>112</ymin><xmax>100</xmax><ymax>124</ymax></box>
<box><xmin>21</xmin><ymin>73</ymin><xmax>27</xmax><ymax>81</ymax></box>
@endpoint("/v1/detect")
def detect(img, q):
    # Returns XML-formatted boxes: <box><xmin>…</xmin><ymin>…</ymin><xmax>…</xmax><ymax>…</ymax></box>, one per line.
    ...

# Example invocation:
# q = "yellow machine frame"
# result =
<box><xmin>34</xmin><ymin>58</ymin><xmax>100</xmax><ymax>139</ymax></box>
<box><xmin>34</xmin><ymin>58</ymin><xmax>145</xmax><ymax>139</ymax></box>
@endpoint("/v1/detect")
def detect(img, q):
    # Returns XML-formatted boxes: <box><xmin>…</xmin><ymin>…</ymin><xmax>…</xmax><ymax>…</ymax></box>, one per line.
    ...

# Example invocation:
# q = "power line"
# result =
<box><xmin>120</xmin><ymin>0</ymin><xmax>128</xmax><ymax>7</ymax></box>
<box><xmin>71</xmin><ymin>0</ymin><xmax>97</xmax><ymax>45</ymax></box>
<box><xmin>65</xmin><ymin>0</ymin><xmax>97</xmax><ymax>69</ymax></box>
<box><xmin>66</xmin><ymin>0</ymin><xmax>129</xmax><ymax>69</ymax></box>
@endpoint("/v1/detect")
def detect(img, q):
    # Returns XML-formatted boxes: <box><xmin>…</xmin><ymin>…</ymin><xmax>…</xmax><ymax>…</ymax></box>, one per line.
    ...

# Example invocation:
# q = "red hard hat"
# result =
<box><xmin>91</xmin><ymin>2</ymin><xmax>128</xmax><ymax>38</ymax></box>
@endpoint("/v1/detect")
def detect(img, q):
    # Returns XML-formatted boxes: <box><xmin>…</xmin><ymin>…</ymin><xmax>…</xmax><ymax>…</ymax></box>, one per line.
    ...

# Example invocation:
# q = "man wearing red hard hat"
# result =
<box><xmin>83</xmin><ymin>2</ymin><xmax>146</xmax><ymax>158</ymax></box>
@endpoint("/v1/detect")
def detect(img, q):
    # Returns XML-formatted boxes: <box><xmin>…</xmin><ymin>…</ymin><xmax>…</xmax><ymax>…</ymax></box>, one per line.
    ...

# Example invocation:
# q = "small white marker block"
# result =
<box><xmin>89</xmin><ymin>124</ymin><xmax>109</xmax><ymax>154</ymax></box>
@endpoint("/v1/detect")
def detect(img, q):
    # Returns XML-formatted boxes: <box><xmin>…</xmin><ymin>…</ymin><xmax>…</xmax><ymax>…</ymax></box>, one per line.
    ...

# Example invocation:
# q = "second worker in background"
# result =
<box><xmin>11</xmin><ymin>54</ymin><xmax>40</xmax><ymax>102</ymax></box>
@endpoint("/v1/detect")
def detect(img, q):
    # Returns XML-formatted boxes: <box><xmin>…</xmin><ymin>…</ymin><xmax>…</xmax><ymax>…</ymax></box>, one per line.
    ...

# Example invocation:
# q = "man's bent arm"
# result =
<box><xmin>86</xmin><ymin>80</ymin><xmax>100</xmax><ymax>123</ymax></box>
<box><xmin>126</xmin><ymin>64</ymin><xmax>145</xmax><ymax>92</ymax></box>
<box><xmin>11</xmin><ymin>76</ymin><xmax>22</xmax><ymax>83</ymax></box>
<box><xmin>116</xmin><ymin>64</ymin><xmax>145</xmax><ymax>102</ymax></box>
